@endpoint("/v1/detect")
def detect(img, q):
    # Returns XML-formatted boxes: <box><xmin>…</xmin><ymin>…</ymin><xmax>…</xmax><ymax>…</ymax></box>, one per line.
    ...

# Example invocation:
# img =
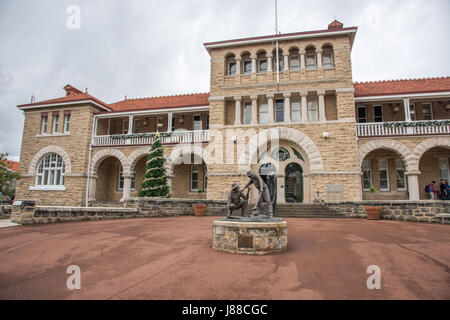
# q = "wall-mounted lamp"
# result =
<box><xmin>393</xmin><ymin>105</ymin><xmax>400</xmax><ymax>113</ymax></box>
<box><xmin>179</xmin><ymin>115</ymin><xmax>184</xmax><ymax>124</ymax></box>
<box><xmin>446</xmin><ymin>103</ymin><xmax>450</xmax><ymax>111</ymax></box>
<box><xmin>232</xmin><ymin>136</ymin><xmax>237</xmax><ymax>144</ymax></box>
<box><xmin>322</xmin><ymin>132</ymin><xmax>329</xmax><ymax>140</ymax></box>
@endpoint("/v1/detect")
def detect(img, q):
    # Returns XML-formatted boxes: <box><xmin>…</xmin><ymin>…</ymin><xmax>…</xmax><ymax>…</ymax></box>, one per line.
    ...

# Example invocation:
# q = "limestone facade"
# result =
<box><xmin>14</xmin><ymin>21</ymin><xmax>450</xmax><ymax>206</ymax></box>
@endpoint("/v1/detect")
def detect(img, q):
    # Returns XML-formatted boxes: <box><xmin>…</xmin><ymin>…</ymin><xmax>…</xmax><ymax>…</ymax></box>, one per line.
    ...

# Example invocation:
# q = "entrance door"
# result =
<box><xmin>285</xmin><ymin>163</ymin><xmax>303</xmax><ymax>203</ymax></box>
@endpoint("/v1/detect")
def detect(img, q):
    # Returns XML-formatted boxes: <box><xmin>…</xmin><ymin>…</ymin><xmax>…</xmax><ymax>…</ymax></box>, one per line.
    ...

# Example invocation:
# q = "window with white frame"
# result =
<box><xmin>289</xmin><ymin>48</ymin><xmax>300</xmax><ymax>71</ymax></box>
<box><xmin>52</xmin><ymin>114</ymin><xmax>59</xmax><ymax>133</ymax></box>
<box><xmin>275</xmin><ymin>99</ymin><xmax>284</xmax><ymax>123</ymax></box>
<box><xmin>41</xmin><ymin>115</ymin><xmax>48</xmax><ymax>133</ymax></box>
<box><xmin>259</xmin><ymin>101</ymin><xmax>268</xmax><ymax>124</ymax></box>
<box><xmin>362</xmin><ymin>160</ymin><xmax>372</xmax><ymax>191</ymax></box>
<box><xmin>228</xmin><ymin>61</ymin><xmax>236</xmax><ymax>76</ymax></box>
<box><xmin>258</xmin><ymin>59</ymin><xmax>267</xmax><ymax>73</ymax></box>
<box><xmin>191</xmin><ymin>164</ymin><xmax>199</xmax><ymax>191</ymax></box>
<box><xmin>193</xmin><ymin>115</ymin><xmax>202</xmax><ymax>131</ymax></box>
<box><xmin>307</xmin><ymin>97</ymin><xmax>318</xmax><ymax>122</ymax></box>
<box><xmin>117</xmin><ymin>166</ymin><xmax>136</xmax><ymax>191</ymax></box>
<box><xmin>439</xmin><ymin>158</ymin><xmax>449</xmax><ymax>182</ymax></box>
<box><xmin>409</xmin><ymin>104</ymin><xmax>416</xmax><ymax>121</ymax></box>
<box><xmin>243</xmin><ymin>60</ymin><xmax>252</xmax><ymax>74</ymax></box>
<box><xmin>35</xmin><ymin>153</ymin><xmax>65</xmax><ymax>187</ymax></box>
<box><xmin>291</xmin><ymin>99</ymin><xmax>301</xmax><ymax>122</ymax></box>
<box><xmin>122</xmin><ymin>119</ymin><xmax>129</xmax><ymax>134</ymax></box>
<box><xmin>357</xmin><ymin>106</ymin><xmax>367</xmax><ymax>123</ymax></box>
<box><xmin>322</xmin><ymin>46</ymin><xmax>334</xmax><ymax>69</ymax></box>
<box><xmin>378</xmin><ymin>159</ymin><xmax>389</xmax><ymax>191</ymax></box>
<box><xmin>395</xmin><ymin>159</ymin><xmax>406</xmax><ymax>190</ymax></box>
<box><xmin>373</xmin><ymin>105</ymin><xmax>383</xmax><ymax>122</ymax></box>
<box><xmin>243</xmin><ymin>102</ymin><xmax>252</xmax><ymax>124</ymax></box>
<box><xmin>63</xmin><ymin>114</ymin><xmax>71</xmax><ymax>133</ymax></box>
<box><xmin>134</xmin><ymin>118</ymin><xmax>140</xmax><ymax>133</ymax></box>
<box><xmin>306</xmin><ymin>47</ymin><xmax>316</xmax><ymax>70</ymax></box>
<box><xmin>422</xmin><ymin>103</ymin><xmax>433</xmax><ymax>120</ymax></box>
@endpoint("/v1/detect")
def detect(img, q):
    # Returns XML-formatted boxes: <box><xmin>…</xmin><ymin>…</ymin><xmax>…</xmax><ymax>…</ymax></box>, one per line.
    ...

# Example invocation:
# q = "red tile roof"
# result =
<box><xmin>354</xmin><ymin>77</ymin><xmax>450</xmax><ymax>97</ymax></box>
<box><xmin>108</xmin><ymin>93</ymin><xmax>210</xmax><ymax>113</ymax></box>
<box><xmin>17</xmin><ymin>85</ymin><xmax>110</xmax><ymax>110</ymax></box>
<box><xmin>1</xmin><ymin>160</ymin><xmax>19</xmax><ymax>172</ymax></box>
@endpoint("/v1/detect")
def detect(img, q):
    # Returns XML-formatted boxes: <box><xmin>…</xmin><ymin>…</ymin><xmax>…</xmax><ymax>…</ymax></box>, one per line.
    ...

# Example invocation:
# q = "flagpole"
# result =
<box><xmin>275</xmin><ymin>0</ymin><xmax>279</xmax><ymax>85</ymax></box>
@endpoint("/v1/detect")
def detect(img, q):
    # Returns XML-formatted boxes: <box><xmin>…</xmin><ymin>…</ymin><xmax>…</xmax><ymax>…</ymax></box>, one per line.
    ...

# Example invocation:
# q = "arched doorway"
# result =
<box><xmin>285</xmin><ymin>163</ymin><xmax>303</xmax><ymax>203</ymax></box>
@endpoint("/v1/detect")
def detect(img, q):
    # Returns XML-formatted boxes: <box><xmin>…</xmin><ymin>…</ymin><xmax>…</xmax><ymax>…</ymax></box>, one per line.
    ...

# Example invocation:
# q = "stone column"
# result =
<box><xmin>403</xmin><ymin>98</ymin><xmax>411</xmax><ymax>122</ymax></box>
<box><xmin>317</xmin><ymin>90</ymin><xmax>326</xmax><ymax>122</ymax></box>
<box><xmin>283</xmin><ymin>53</ymin><xmax>289</xmax><ymax>73</ymax></box>
<box><xmin>317</xmin><ymin>49</ymin><xmax>323</xmax><ymax>68</ymax></box>
<box><xmin>127</xmin><ymin>115</ymin><xmax>134</xmax><ymax>134</ymax></box>
<box><xmin>406</xmin><ymin>172</ymin><xmax>420</xmax><ymax>200</ymax></box>
<box><xmin>300</xmin><ymin>91</ymin><xmax>308</xmax><ymax>122</ymax></box>
<box><xmin>283</xmin><ymin>92</ymin><xmax>291</xmax><ymax>123</ymax></box>
<box><xmin>251</xmin><ymin>55</ymin><xmax>257</xmax><ymax>74</ymax></box>
<box><xmin>300</xmin><ymin>50</ymin><xmax>306</xmax><ymax>70</ymax></box>
<box><xmin>267</xmin><ymin>94</ymin><xmax>275</xmax><ymax>124</ymax></box>
<box><xmin>267</xmin><ymin>54</ymin><xmax>273</xmax><ymax>72</ymax></box>
<box><xmin>234</xmin><ymin>96</ymin><xmax>242</xmax><ymax>125</ymax></box>
<box><xmin>235</xmin><ymin>58</ymin><xmax>241</xmax><ymax>75</ymax></box>
<box><xmin>88</xmin><ymin>175</ymin><xmax>97</xmax><ymax>202</ymax></box>
<box><xmin>122</xmin><ymin>175</ymin><xmax>133</xmax><ymax>201</ymax></box>
<box><xmin>167</xmin><ymin>112</ymin><xmax>173</xmax><ymax>132</ymax></box>
<box><xmin>250</xmin><ymin>95</ymin><xmax>258</xmax><ymax>125</ymax></box>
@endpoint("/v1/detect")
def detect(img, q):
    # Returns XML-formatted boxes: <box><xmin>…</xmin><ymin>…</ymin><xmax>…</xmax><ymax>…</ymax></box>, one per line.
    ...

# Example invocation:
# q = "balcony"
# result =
<box><xmin>357</xmin><ymin>120</ymin><xmax>450</xmax><ymax>138</ymax></box>
<box><xmin>92</xmin><ymin>130</ymin><xmax>210</xmax><ymax>147</ymax></box>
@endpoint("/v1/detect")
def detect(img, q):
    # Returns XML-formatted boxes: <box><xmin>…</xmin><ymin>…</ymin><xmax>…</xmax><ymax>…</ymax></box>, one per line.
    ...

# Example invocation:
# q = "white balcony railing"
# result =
<box><xmin>92</xmin><ymin>130</ymin><xmax>210</xmax><ymax>147</ymax></box>
<box><xmin>357</xmin><ymin>120</ymin><xmax>450</xmax><ymax>137</ymax></box>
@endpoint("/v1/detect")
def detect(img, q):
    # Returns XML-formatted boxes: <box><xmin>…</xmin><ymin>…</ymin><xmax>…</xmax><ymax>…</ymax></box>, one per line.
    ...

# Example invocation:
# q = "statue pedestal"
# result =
<box><xmin>212</xmin><ymin>218</ymin><xmax>287</xmax><ymax>255</ymax></box>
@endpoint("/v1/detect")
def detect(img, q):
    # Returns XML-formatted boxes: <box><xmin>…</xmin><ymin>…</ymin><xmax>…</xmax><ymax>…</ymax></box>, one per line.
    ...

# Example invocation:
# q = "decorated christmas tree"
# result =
<box><xmin>139</xmin><ymin>132</ymin><xmax>170</xmax><ymax>198</ymax></box>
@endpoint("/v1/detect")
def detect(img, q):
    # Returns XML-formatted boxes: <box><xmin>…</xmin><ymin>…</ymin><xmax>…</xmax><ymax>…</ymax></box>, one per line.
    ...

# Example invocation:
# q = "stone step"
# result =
<box><xmin>274</xmin><ymin>203</ymin><xmax>345</xmax><ymax>218</ymax></box>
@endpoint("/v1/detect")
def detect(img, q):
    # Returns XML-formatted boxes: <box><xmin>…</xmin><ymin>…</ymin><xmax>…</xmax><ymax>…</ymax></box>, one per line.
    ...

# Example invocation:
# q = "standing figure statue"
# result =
<box><xmin>243</xmin><ymin>171</ymin><xmax>273</xmax><ymax>218</ymax></box>
<box><xmin>227</xmin><ymin>183</ymin><xmax>249</xmax><ymax>217</ymax></box>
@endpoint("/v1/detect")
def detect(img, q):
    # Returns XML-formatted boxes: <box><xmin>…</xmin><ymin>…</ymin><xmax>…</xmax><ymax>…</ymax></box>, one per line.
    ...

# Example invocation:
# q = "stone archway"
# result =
<box><xmin>358</xmin><ymin>139</ymin><xmax>415</xmax><ymax>172</ymax></box>
<box><xmin>411</xmin><ymin>137</ymin><xmax>450</xmax><ymax>172</ymax></box>
<box><xmin>91</xmin><ymin>149</ymin><xmax>129</xmax><ymax>176</ymax></box>
<box><xmin>29</xmin><ymin>146</ymin><xmax>72</xmax><ymax>176</ymax></box>
<box><xmin>238</xmin><ymin>127</ymin><xmax>324</xmax><ymax>174</ymax></box>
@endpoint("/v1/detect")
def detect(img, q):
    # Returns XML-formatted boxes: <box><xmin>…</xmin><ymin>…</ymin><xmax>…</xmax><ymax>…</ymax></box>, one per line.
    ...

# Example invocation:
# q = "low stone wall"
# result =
<box><xmin>11</xmin><ymin>201</ymin><xmax>138</xmax><ymax>225</ymax></box>
<box><xmin>0</xmin><ymin>205</ymin><xmax>12</xmax><ymax>219</ymax></box>
<box><xmin>124</xmin><ymin>197</ymin><xmax>227</xmax><ymax>217</ymax></box>
<box><xmin>10</xmin><ymin>198</ymin><xmax>227</xmax><ymax>224</ymax></box>
<box><xmin>323</xmin><ymin>200</ymin><xmax>450</xmax><ymax>224</ymax></box>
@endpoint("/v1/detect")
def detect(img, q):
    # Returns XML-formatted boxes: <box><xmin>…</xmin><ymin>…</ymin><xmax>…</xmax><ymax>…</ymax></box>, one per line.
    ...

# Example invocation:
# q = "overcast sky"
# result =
<box><xmin>0</xmin><ymin>0</ymin><xmax>449</xmax><ymax>161</ymax></box>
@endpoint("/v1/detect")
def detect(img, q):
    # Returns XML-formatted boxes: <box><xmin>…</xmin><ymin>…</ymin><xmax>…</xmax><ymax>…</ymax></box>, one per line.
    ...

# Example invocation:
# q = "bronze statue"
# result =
<box><xmin>227</xmin><ymin>183</ymin><xmax>249</xmax><ymax>217</ymax></box>
<box><xmin>243</xmin><ymin>171</ymin><xmax>274</xmax><ymax>218</ymax></box>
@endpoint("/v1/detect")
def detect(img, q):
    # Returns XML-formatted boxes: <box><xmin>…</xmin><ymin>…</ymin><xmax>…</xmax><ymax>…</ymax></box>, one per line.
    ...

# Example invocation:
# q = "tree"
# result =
<box><xmin>138</xmin><ymin>132</ymin><xmax>170</xmax><ymax>198</ymax></box>
<box><xmin>0</xmin><ymin>152</ymin><xmax>20</xmax><ymax>194</ymax></box>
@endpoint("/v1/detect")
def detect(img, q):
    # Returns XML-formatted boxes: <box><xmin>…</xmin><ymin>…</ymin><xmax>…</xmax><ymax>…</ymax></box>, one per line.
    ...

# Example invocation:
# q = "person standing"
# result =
<box><xmin>446</xmin><ymin>180</ymin><xmax>450</xmax><ymax>200</ymax></box>
<box><xmin>427</xmin><ymin>181</ymin><xmax>437</xmax><ymax>200</ymax></box>
<box><xmin>439</xmin><ymin>180</ymin><xmax>447</xmax><ymax>200</ymax></box>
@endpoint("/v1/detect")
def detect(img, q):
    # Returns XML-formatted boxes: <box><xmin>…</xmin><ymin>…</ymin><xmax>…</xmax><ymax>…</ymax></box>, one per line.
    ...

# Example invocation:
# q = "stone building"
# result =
<box><xmin>15</xmin><ymin>21</ymin><xmax>450</xmax><ymax>206</ymax></box>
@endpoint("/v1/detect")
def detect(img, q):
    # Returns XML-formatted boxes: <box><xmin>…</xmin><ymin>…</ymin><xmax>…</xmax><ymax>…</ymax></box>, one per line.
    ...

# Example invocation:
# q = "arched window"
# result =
<box><xmin>272</xmin><ymin>49</ymin><xmax>283</xmax><ymax>71</ymax></box>
<box><xmin>241</xmin><ymin>52</ymin><xmax>252</xmax><ymax>74</ymax></box>
<box><xmin>322</xmin><ymin>45</ymin><xmax>334</xmax><ymax>69</ymax></box>
<box><xmin>36</xmin><ymin>154</ymin><xmax>65</xmax><ymax>186</ymax></box>
<box><xmin>257</xmin><ymin>51</ymin><xmax>268</xmax><ymax>73</ymax></box>
<box><xmin>225</xmin><ymin>53</ymin><xmax>236</xmax><ymax>76</ymax></box>
<box><xmin>305</xmin><ymin>47</ymin><xmax>316</xmax><ymax>70</ymax></box>
<box><xmin>289</xmin><ymin>48</ymin><xmax>300</xmax><ymax>71</ymax></box>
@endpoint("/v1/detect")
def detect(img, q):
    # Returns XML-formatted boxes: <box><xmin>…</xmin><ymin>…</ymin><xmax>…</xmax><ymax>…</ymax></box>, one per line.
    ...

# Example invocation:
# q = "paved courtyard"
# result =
<box><xmin>0</xmin><ymin>217</ymin><xmax>448</xmax><ymax>300</ymax></box>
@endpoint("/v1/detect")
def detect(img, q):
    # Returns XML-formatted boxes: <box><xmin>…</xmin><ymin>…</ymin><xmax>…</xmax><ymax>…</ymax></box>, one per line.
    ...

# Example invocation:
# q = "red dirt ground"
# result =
<box><xmin>0</xmin><ymin>217</ymin><xmax>448</xmax><ymax>300</ymax></box>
